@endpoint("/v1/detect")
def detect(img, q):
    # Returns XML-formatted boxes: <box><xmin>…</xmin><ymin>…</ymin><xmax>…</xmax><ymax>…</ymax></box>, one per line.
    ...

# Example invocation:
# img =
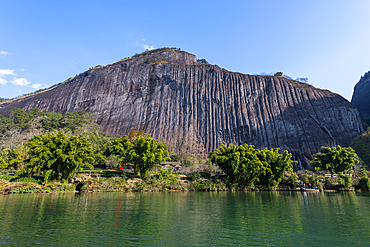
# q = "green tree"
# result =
<box><xmin>183</xmin><ymin>157</ymin><xmax>194</xmax><ymax>167</ymax></box>
<box><xmin>109</xmin><ymin>129</ymin><xmax>148</xmax><ymax>166</ymax></box>
<box><xmin>39</xmin><ymin>111</ymin><xmax>63</xmax><ymax>131</ymax></box>
<box><xmin>110</xmin><ymin>136</ymin><xmax>131</xmax><ymax>159</ymax></box>
<box><xmin>60</xmin><ymin>111</ymin><xmax>96</xmax><ymax>133</ymax></box>
<box><xmin>258</xmin><ymin>148</ymin><xmax>295</xmax><ymax>189</ymax></box>
<box><xmin>0</xmin><ymin>156</ymin><xmax>8</xmax><ymax>169</ymax></box>
<box><xmin>197</xmin><ymin>58</ymin><xmax>209</xmax><ymax>65</ymax></box>
<box><xmin>9</xmin><ymin>108</ymin><xmax>31</xmax><ymax>130</ymax></box>
<box><xmin>5</xmin><ymin>144</ymin><xmax>28</xmax><ymax>170</ymax></box>
<box><xmin>359</xmin><ymin>176</ymin><xmax>370</xmax><ymax>190</ymax></box>
<box><xmin>337</xmin><ymin>174</ymin><xmax>353</xmax><ymax>190</ymax></box>
<box><xmin>311</xmin><ymin>145</ymin><xmax>359</xmax><ymax>174</ymax></box>
<box><xmin>209</xmin><ymin>144</ymin><xmax>267</xmax><ymax>188</ymax></box>
<box><xmin>80</xmin><ymin>131</ymin><xmax>114</xmax><ymax>167</ymax></box>
<box><xmin>111</xmin><ymin>135</ymin><xmax>170</xmax><ymax>179</ymax></box>
<box><xmin>25</xmin><ymin>132</ymin><xmax>95</xmax><ymax>181</ymax></box>
<box><xmin>26</xmin><ymin>107</ymin><xmax>44</xmax><ymax>119</ymax></box>
<box><xmin>0</xmin><ymin>115</ymin><xmax>17</xmax><ymax>134</ymax></box>
<box><xmin>126</xmin><ymin>136</ymin><xmax>170</xmax><ymax>179</ymax></box>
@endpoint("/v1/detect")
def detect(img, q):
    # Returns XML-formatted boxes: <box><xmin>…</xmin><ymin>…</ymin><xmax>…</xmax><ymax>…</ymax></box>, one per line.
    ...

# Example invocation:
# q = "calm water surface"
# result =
<box><xmin>1</xmin><ymin>191</ymin><xmax>370</xmax><ymax>246</ymax></box>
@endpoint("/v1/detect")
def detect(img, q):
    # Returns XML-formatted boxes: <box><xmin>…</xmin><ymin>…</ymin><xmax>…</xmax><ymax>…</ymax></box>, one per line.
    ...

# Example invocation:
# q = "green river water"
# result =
<box><xmin>0</xmin><ymin>191</ymin><xmax>370</xmax><ymax>246</ymax></box>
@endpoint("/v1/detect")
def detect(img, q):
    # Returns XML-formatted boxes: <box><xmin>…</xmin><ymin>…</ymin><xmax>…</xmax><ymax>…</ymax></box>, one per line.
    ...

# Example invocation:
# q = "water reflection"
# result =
<box><xmin>0</xmin><ymin>192</ymin><xmax>370</xmax><ymax>246</ymax></box>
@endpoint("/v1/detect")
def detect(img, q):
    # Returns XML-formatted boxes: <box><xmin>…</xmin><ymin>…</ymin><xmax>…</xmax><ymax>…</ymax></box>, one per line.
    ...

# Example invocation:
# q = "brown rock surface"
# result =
<box><xmin>0</xmin><ymin>49</ymin><xmax>364</xmax><ymax>168</ymax></box>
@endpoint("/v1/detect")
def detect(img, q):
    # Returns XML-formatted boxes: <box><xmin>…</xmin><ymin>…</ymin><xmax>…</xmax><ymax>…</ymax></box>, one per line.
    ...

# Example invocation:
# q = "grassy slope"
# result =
<box><xmin>350</xmin><ymin>127</ymin><xmax>370</xmax><ymax>165</ymax></box>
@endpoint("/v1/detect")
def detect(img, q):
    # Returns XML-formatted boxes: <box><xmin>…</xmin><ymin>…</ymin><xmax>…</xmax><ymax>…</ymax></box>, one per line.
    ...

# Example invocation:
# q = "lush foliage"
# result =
<box><xmin>3</xmin><ymin>144</ymin><xmax>27</xmax><ymax>170</ymax></box>
<box><xmin>0</xmin><ymin>108</ymin><xmax>98</xmax><ymax>135</ymax></box>
<box><xmin>182</xmin><ymin>157</ymin><xmax>194</xmax><ymax>167</ymax></box>
<box><xmin>337</xmin><ymin>174</ymin><xmax>353</xmax><ymax>190</ymax></box>
<box><xmin>257</xmin><ymin>148</ymin><xmax>295</xmax><ymax>189</ymax></box>
<box><xmin>350</xmin><ymin>127</ymin><xmax>370</xmax><ymax>165</ymax></box>
<box><xmin>124</xmin><ymin>136</ymin><xmax>170</xmax><ymax>179</ymax></box>
<box><xmin>209</xmin><ymin>144</ymin><xmax>262</xmax><ymax>187</ymax></box>
<box><xmin>359</xmin><ymin>176</ymin><xmax>370</xmax><ymax>190</ymax></box>
<box><xmin>24</xmin><ymin>132</ymin><xmax>95</xmax><ymax>181</ymax></box>
<box><xmin>110</xmin><ymin>130</ymin><xmax>170</xmax><ymax>178</ymax></box>
<box><xmin>298</xmin><ymin>171</ymin><xmax>325</xmax><ymax>190</ymax></box>
<box><xmin>311</xmin><ymin>145</ymin><xmax>359</xmax><ymax>174</ymax></box>
<box><xmin>0</xmin><ymin>156</ymin><xmax>7</xmax><ymax>169</ymax></box>
<box><xmin>209</xmin><ymin>144</ymin><xmax>295</xmax><ymax>188</ymax></box>
<box><xmin>80</xmin><ymin>131</ymin><xmax>114</xmax><ymax>167</ymax></box>
<box><xmin>151</xmin><ymin>168</ymin><xmax>179</xmax><ymax>183</ymax></box>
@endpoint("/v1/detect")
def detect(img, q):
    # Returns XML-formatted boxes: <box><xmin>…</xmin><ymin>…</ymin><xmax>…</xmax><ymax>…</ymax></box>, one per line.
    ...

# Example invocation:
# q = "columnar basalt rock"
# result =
<box><xmin>0</xmin><ymin>50</ymin><xmax>364</xmax><ymax>168</ymax></box>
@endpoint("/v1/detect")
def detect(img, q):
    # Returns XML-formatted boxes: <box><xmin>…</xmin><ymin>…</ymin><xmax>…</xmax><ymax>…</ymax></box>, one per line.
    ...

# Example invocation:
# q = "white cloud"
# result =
<box><xmin>0</xmin><ymin>69</ymin><xmax>16</xmax><ymax>85</ymax></box>
<box><xmin>0</xmin><ymin>51</ymin><xmax>9</xmax><ymax>56</ymax></box>
<box><xmin>143</xmin><ymin>44</ymin><xmax>154</xmax><ymax>50</ymax></box>
<box><xmin>20</xmin><ymin>68</ymin><xmax>25</xmax><ymax>72</ymax></box>
<box><xmin>0</xmin><ymin>69</ymin><xmax>35</xmax><ymax>88</ymax></box>
<box><xmin>0</xmin><ymin>78</ymin><xmax>7</xmax><ymax>85</ymax></box>
<box><xmin>0</xmin><ymin>69</ymin><xmax>15</xmax><ymax>77</ymax></box>
<box><xmin>30</xmin><ymin>83</ymin><xmax>41</xmax><ymax>89</ymax></box>
<box><xmin>11</xmin><ymin>77</ymin><xmax>30</xmax><ymax>86</ymax></box>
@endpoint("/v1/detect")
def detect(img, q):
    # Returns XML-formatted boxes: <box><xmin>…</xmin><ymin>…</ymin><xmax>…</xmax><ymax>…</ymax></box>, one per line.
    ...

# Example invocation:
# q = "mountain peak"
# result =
<box><xmin>0</xmin><ymin>49</ymin><xmax>364</xmax><ymax>169</ymax></box>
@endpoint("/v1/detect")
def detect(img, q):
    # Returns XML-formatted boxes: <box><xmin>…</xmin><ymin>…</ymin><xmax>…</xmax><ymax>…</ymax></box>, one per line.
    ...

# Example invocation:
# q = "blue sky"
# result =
<box><xmin>1</xmin><ymin>1</ymin><xmax>370</xmax><ymax>100</ymax></box>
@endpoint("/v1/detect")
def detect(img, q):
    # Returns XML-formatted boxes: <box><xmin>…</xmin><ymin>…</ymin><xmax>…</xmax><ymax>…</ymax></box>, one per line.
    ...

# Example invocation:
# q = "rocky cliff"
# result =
<box><xmin>0</xmin><ymin>49</ymin><xmax>364</xmax><ymax>168</ymax></box>
<box><xmin>351</xmin><ymin>71</ymin><xmax>370</xmax><ymax>119</ymax></box>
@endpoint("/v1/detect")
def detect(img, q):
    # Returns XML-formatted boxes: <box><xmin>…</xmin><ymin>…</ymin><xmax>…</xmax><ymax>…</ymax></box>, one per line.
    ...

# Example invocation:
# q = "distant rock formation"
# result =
<box><xmin>352</xmin><ymin>71</ymin><xmax>370</xmax><ymax>119</ymax></box>
<box><xmin>0</xmin><ymin>49</ymin><xmax>364</xmax><ymax>169</ymax></box>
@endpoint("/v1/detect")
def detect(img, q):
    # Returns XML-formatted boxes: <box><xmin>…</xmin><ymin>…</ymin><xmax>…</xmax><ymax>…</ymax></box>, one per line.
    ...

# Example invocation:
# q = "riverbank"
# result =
<box><xmin>0</xmin><ymin>175</ymin><xmax>232</xmax><ymax>194</ymax></box>
<box><xmin>1</xmin><ymin>171</ymin><xmax>368</xmax><ymax>194</ymax></box>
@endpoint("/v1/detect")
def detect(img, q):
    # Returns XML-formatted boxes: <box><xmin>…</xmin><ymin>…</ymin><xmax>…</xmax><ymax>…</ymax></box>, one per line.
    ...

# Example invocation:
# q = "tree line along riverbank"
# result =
<box><xmin>0</xmin><ymin>108</ymin><xmax>369</xmax><ymax>194</ymax></box>
<box><xmin>1</xmin><ymin>168</ymin><xmax>370</xmax><ymax>194</ymax></box>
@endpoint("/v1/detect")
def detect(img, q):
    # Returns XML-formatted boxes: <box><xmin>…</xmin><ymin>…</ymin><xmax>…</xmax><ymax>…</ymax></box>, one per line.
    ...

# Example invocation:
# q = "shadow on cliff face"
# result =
<box><xmin>220</xmin><ymin>95</ymin><xmax>364</xmax><ymax>170</ymax></box>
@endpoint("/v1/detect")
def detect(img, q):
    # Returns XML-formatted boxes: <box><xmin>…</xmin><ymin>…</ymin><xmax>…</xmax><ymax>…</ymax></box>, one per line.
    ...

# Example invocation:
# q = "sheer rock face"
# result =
<box><xmin>0</xmin><ymin>50</ymin><xmax>364</xmax><ymax>168</ymax></box>
<box><xmin>351</xmin><ymin>76</ymin><xmax>370</xmax><ymax>118</ymax></box>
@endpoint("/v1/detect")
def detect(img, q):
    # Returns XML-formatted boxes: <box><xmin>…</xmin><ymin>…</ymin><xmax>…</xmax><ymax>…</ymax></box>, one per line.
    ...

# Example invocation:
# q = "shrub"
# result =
<box><xmin>284</xmin><ymin>173</ymin><xmax>299</xmax><ymax>189</ymax></box>
<box><xmin>10</xmin><ymin>176</ymin><xmax>42</xmax><ymax>184</ymax></box>
<box><xmin>197</xmin><ymin>59</ymin><xmax>209</xmax><ymax>65</ymax></box>
<box><xmin>187</xmin><ymin>171</ymin><xmax>201</xmax><ymax>181</ymax></box>
<box><xmin>359</xmin><ymin>177</ymin><xmax>370</xmax><ymax>190</ymax></box>
<box><xmin>337</xmin><ymin>174</ymin><xmax>353</xmax><ymax>190</ymax></box>
<box><xmin>183</xmin><ymin>157</ymin><xmax>193</xmax><ymax>167</ymax></box>
<box><xmin>311</xmin><ymin>146</ymin><xmax>359</xmax><ymax>174</ymax></box>
<box><xmin>0</xmin><ymin>174</ymin><xmax>14</xmax><ymax>181</ymax></box>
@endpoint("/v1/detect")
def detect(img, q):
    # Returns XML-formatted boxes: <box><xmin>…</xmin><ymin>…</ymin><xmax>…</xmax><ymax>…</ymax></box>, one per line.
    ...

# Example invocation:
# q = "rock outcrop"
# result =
<box><xmin>351</xmin><ymin>71</ymin><xmax>370</xmax><ymax>119</ymax></box>
<box><xmin>0</xmin><ymin>49</ymin><xmax>364</xmax><ymax>168</ymax></box>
